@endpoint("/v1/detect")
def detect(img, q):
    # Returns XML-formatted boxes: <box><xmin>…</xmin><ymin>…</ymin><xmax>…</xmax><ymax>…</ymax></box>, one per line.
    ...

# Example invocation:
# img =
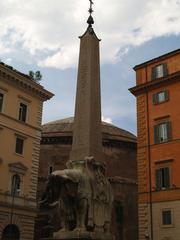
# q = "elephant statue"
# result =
<box><xmin>40</xmin><ymin>158</ymin><xmax>113</xmax><ymax>234</ymax></box>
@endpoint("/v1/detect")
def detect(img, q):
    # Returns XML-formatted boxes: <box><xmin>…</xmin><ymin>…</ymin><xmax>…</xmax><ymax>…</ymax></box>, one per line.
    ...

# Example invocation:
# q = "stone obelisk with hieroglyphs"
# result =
<box><xmin>70</xmin><ymin>14</ymin><xmax>102</xmax><ymax>163</ymax></box>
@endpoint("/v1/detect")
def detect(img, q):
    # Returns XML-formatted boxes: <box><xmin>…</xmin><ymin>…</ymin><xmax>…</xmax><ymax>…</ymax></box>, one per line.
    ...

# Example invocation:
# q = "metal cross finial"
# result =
<box><xmin>87</xmin><ymin>0</ymin><xmax>94</xmax><ymax>28</ymax></box>
<box><xmin>89</xmin><ymin>0</ymin><xmax>94</xmax><ymax>15</ymax></box>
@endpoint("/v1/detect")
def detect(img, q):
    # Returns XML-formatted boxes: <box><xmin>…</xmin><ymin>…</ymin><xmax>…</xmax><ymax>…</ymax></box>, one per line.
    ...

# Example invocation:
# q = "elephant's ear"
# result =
<box><xmin>66</xmin><ymin>171</ymin><xmax>81</xmax><ymax>183</ymax></box>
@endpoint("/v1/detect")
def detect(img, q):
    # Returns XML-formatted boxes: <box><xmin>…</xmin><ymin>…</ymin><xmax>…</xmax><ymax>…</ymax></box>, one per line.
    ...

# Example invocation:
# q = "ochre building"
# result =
<box><xmin>130</xmin><ymin>49</ymin><xmax>180</xmax><ymax>240</ymax></box>
<box><xmin>36</xmin><ymin>117</ymin><xmax>138</xmax><ymax>240</ymax></box>
<box><xmin>0</xmin><ymin>62</ymin><xmax>53</xmax><ymax>240</ymax></box>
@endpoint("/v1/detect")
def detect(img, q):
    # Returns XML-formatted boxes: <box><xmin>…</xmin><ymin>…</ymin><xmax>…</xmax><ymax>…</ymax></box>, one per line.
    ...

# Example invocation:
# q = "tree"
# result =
<box><xmin>29</xmin><ymin>70</ymin><xmax>42</xmax><ymax>82</ymax></box>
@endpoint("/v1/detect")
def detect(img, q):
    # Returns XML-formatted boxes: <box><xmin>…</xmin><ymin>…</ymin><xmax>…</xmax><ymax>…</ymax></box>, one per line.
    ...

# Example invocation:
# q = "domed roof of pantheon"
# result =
<box><xmin>42</xmin><ymin>117</ymin><xmax>136</xmax><ymax>143</ymax></box>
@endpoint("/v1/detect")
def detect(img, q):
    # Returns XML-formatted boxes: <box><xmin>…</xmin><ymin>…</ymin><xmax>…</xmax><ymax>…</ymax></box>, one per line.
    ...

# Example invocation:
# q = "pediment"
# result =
<box><xmin>8</xmin><ymin>162</ymin><xmax>28</xmax><ymax>175</ymax></box>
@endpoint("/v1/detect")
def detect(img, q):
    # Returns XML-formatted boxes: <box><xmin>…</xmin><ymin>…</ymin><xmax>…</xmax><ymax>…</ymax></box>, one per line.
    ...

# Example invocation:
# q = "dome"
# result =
<box><xmin>42</xmin><ymin>117</ymin><xmax>136</xmax><ymax>143</ymax></box>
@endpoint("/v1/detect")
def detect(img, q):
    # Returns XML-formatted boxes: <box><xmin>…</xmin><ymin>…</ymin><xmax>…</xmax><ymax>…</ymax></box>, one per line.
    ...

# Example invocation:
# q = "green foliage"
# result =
<box><xmin>29</xmin><ymin>70</ymin><xmax>42</xmax><ymax>82</ymax></box>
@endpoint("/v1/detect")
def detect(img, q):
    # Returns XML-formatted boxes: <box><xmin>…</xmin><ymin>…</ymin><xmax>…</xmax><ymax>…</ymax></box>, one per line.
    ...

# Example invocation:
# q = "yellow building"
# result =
<box><xmin>0</xmin><ymin>62</ymin><xmax>53</xmax><ymax>240</ymax></box>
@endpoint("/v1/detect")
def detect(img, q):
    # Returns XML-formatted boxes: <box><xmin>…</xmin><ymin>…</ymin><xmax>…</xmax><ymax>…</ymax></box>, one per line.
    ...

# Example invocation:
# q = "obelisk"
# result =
<box><xmin>70</xmin><ymin>3</ymin><xmax>102</xmax><ymax>163</ymax></box>
<box><xmin>41</xmin><ymin>2</ymin><xmax>113</xmax><ymax>239</ymax></box>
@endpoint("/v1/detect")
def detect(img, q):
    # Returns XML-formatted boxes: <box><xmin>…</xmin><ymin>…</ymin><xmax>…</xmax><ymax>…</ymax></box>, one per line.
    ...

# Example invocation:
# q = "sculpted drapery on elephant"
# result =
<box><xmin>40</xmin><ymin>157</ymin><xmax>113</xmax><ymax>234</ymax></box>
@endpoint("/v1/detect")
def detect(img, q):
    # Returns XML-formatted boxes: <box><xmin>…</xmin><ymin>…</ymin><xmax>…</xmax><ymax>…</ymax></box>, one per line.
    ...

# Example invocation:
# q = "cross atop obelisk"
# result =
<box><xmin>70</xmin><ymin>0</ymin><xmax>103</xmax><ymax>163</ymax></box>
<box><xmin>89</xmin><ymin>0</ymin><xmax>93</xmax><ymax>14</ymax></box>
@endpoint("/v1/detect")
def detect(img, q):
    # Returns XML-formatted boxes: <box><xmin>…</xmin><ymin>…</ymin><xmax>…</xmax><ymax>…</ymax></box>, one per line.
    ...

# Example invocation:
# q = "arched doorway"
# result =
<box><xmin>1</xmin><ymin>224</ymin><xmax>20</xmax><ymax>240</ymax></box>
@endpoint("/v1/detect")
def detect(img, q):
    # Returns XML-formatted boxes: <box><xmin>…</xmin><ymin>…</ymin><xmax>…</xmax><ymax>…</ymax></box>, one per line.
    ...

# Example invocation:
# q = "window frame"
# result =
<box><xmin>18</xmin><ymin>102</ymin><xmax>28</xmax><ymax>122</ymax></box>
<box><xmin>11</xmin><ymin>174</ymin><xmax>21</xmax><ymax>196</ymax></box>
<box><xmin>0</xmin><ymin>88</ymin><xmax>7</xmax><ymax>113</ymax></box>
<box><xmin>151</xmin><ymin>63</ymin><xmax>168</xmax><ymax>80</ymax></box>
<box><xmin>15</xmin><ymin>137</ymin><xmax>24</xmax><ymax>155</ymax></box>
<box><xmin>153</xmin><ymin>90</ymin><xmax>169</xmax><ymax>105</ymax></box>
<box><xmin>0</xmin><ymin>92</ymin><xmax>4</xmax><ymax>113</ymax></box>
<box><xmin>154</xmin><ymin>121</ymin><xmax>172</xmax><ymax>144</ymax></box>
<box><xmin>155</xmin><ymin>166</ymin><xmax>171</xmax><ymax>190</ymax></box>
<box><xmin>161</xmin><ymin>208</ymin><xmax>174</xmax><ymax>228</ymax></box>
<box><xmin>8</xmin><ymin>162</ymin><xmax>27</xmax><ymax>197</ymax></box>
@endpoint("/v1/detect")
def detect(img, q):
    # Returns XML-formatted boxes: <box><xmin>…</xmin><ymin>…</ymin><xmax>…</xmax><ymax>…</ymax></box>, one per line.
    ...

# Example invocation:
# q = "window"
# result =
<box><xmin>162</xmin><ymin>210</ymin><xmax>172</xmax><ymax>225</ymax></box>
<box><xmin>115</xmin><ymin>201</ymin><xmax>123</xmax><ymax>224</ymax></box>
<box><xmin>15</xmin><ymin>137</ymin><xmax>24</xmax><ymax>155</ymax></box>
<box><xmin>0</xmin><ymin>92</ymin><xmax>4</xmax><ymax>112</ymax></box>
<box><xmin>154</xmin><ymin>122</ymin><xmax>171</xmax><ymax>144</ymax></box>
<box><xmin>18</xmin><ymin>103</ymin><xmax>27</xmax><ymax>122</ymax></box>
<box><xmin>153</xmin><ymin>90</ymin><xmax>169</xmax><ymax>104</ymax></box>
<box><xmin>156</xmin><ymin>167</ymin><xmax>170</xmax><ymax>190</ymax></box>
<box><xmin>11</xmin><ymin>174</ymin><xmax>21</xmax><ymax>196</ymax></box>
<box><xmin>152</xmin><ymin>63</ymin><xmax>168</xmax><ymax>80</ymax></box>
<box><xmin>49</xmin><ymin>166</ymin><xmax>53</xmax><ymax>174</ymax></box>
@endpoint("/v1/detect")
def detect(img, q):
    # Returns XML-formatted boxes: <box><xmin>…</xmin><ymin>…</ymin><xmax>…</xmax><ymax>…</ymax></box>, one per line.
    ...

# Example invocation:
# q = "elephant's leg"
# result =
<box><xmin>59</xmin><ymin>200</ymin><xmax>68</xmax><ymax>231</ymax></box>
<box><xmin>76</xmin><ymin>198</ymin><xmax>88</xmax><ymax>230</ymax></box>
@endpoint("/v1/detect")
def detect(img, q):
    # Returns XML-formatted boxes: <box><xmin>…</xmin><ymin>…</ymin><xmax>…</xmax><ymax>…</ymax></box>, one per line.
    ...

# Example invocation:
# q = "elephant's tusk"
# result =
<box><xmin>49</xmin><ymin>201</ymin><xmax>59</xmax><ymax>208</ymax></box>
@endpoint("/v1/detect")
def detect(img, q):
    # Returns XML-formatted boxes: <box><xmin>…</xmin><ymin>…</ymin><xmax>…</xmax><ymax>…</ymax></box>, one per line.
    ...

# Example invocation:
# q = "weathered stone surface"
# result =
<box><xmin>52</xmin><ymin>229</ymin><xmax>112</xmax><ymax>240</ymax></box>
<box><xmin>70</xmin><ymin>29</ymin><xmax>102</xmax><ymax>163</ymax></box>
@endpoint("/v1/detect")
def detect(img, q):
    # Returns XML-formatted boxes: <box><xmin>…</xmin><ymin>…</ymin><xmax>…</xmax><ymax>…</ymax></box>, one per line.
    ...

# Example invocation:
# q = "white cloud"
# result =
<box><xmin>102</xmin><ymin>116</ymin><xmax>113</xmax><ymax>124</ymax></box>
<box><xmin>4</xmin><ymin>58</ymin><xmax>12</xmax><ymax>64</ymax></box>
<box><xmin>0</xmin><ymin>0</ymin><xmax>179</xmax><ymax>68</ymax></box>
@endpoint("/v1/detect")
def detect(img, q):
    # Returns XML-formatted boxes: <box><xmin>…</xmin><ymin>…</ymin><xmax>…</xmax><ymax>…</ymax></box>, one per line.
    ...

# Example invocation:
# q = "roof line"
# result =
<box><xmin>134</xmin><ymin>48</ymin><xmax>180</xmax><ymax>70</ymax></box>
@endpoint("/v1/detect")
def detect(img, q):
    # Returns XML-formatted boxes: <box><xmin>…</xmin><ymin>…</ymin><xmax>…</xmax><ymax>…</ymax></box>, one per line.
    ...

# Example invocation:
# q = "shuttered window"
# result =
<box><xmin>0</xmin><ymin>93</ymin><xmax>4</xmax><ymax>112</ymax></box>
<box><xmin>153</xmin><ymin>90</ymin><xmax>169</xmax><ymax>105</ymax></box>
<box><xmin>162</xmin><ymin>210</ymin><xmax>172</xmax><ymax>225</ymax></box>
<box><xmin>156</xmin><ymin>167</ymin><xmax>170</xmax><ymax>190</ymax></box>
<box><xmin>154</xmin><ymin>122</ymin><xmax>172</xmax><ymax>144</ymax></box>
<box><xmin>152</xmin><ymin>63</ymin><xmax>168</xmax><ymax>80</ymax></box>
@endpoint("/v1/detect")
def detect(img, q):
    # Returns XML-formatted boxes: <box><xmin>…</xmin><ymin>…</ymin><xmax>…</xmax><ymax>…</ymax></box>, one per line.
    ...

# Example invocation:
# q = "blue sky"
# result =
<box><xmin>0</xmin><ymin>0</ymin><xmax>180</xmax><ymax>134</ymax></box>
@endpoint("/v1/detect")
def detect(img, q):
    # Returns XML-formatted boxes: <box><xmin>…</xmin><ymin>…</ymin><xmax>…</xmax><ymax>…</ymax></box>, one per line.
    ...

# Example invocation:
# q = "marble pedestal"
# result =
<box><xmin>41</xmin><ymin>229</ymin><xmax>113</xmax><ymax>240</ymax></box>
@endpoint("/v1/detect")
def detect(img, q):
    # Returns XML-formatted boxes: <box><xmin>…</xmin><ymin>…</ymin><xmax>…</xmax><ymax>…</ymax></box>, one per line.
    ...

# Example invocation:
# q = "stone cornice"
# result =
<box><xmin>0</xmin><ymin>192</ymin><xmax>37</xmax><ymax>213</ymax></box>
<box><xmin>8</xmin><ymin>162</ymin><xmax>28</xmax><ymax>175</ymax></box>
<box><xmin>0</xmin><ymin>112</ymin><xmax>42</xmax><ymax>132</ymax></box>
<box><xmin>0</xmin><ymin>63</ymin><xmax>54</xmax><ymax>101</ymax></box>
<box><xmin>129</xmin><ymin>72</ymin><xmax>180</xmax><ymax>96</ymax></box>
<box><xmin>41</xmin><ymin>135</ymin><xmax>137</xmax><ymax>149</ymax></box>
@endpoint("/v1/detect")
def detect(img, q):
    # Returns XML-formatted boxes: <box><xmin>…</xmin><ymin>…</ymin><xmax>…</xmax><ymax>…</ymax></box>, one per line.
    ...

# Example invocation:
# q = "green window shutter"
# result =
<box><xmin>154</xmin><ymin>124</ymin><xmax>159</xmax><ymax>144</ymax></box>
<box><xmin>163</xmin><ymin>63</ymin><xmax>168</xmax><ymax>77</ymax></box>
<box><xmin>166</xmin><ymin>121</ymin><xmax>172</xmax><ymax>140</ymax></box>
<box><xmin>163</xmin><ymin>167</ymin><xmax>170</xmax><ymax>188</ymax></box>
<box><xmin>151</xmin><ymin>67</ymin><xmax>156</xmax><ymax>80</ymax></box>
<box><xmin>156</xmin><ymin>169</ymin><xmax>162</xmax><ymax>190</ymax></box>
<box><xmin>164</xmin><ymin>90</ymin><xmax>169</xmax><ymax>101</ymax></box>
<box><xmin>153</xmin><ymin>93</ymin><xmax>158</xmax><ymax>104</ymax></box>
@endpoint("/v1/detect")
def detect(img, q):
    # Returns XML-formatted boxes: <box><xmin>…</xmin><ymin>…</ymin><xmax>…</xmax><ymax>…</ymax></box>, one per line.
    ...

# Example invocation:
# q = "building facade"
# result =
<box><xmin>35</xmin><ymin>117</ymin><xmax>138</xmax><ymax>240</ymax></box>
<box><xmin>130</xmin><ymin>49</ymin><xmax>180</xmax><ymax>240</ymax></box>
<box><xmin>0</xmin><ymin>62</ymin><xmax>53</xmax><ymax>240</ymax></box>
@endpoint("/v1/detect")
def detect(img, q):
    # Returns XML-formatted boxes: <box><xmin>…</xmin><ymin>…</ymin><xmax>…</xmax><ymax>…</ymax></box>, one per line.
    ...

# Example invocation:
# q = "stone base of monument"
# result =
<box><xmin>41</xmin><ymin>229</ymin><xmax>113</xmax><ymax>240</ymax></box>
